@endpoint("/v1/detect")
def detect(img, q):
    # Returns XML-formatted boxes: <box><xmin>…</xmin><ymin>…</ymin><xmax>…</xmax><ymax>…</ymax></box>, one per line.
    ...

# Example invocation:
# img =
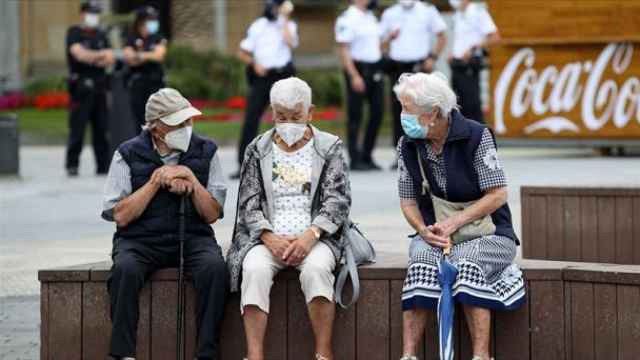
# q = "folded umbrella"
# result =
<box><xmin>437</xmin><ymin>245</ymin><xmax>458</xmax><ymax>360</ymax></box>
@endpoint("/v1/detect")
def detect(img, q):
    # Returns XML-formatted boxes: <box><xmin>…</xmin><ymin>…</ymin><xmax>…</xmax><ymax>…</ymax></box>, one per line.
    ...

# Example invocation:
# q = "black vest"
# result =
<box><xmin>399</xmin><ymin>110</ymin><xmax>519</xmax><ymax>245</ymax></box>
<box><xmin>115</xmin><ymin>131</ymin><xmax>218</xmax><ymax>242</ymax></box>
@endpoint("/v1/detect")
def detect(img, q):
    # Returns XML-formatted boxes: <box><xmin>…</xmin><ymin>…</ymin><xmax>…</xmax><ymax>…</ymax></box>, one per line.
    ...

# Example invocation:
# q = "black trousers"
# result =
<box><xmin>344</xmin><ymin>61</ymin><xmax>384</xmax><ymax>165</ymax></box>
<box><xmin>107</xmin><ymin>236</ymin><xmax>228</xmax><ymax>359</ymax></box>
<box><xmin>129</xmin><ymin>76</ymin><xmax>165</xmax><ymax>132</ymax></box>
<box><xmin>237</xmin><ymin>66</ymin><xmax>294</xmax><ymax>166</ymax></box>
<box><xmin>387</xmin><ymin>59</ymin><xmax>426</xmax><ymax>147</ymax></box>
<box><xmin>65</xmin><ymin>82</ymin><xmax>110</xmax><ymax>172</ymax></box>
<box><xmin>451</xmin><ymin>60</ymin><xmax>484</xmax><ymax>123</ymax></box>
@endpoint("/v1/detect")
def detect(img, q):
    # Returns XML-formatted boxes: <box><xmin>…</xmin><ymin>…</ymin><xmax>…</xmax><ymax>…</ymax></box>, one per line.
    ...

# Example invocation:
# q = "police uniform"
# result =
<box><xmin>236</xmin><ymin>14</ymin><xmax>297</xmax><ymax>169</ymax></box>
<box><xmin>381</xmin><ymin>1</ymin><xmax>446</xmax><ymax>147</ymax></box>
<box><xmin>335</xmin><ymin>4</ymin><xmax>385</xmax><ymax>169</ymax></box>
<box><xmin>65</xmin><ymin>3</ymin><xmax>111</xmax><ymax>175</ymax></box>
<box><xmin>450</xmin><ymin>2</ymin><xmax>498</xmax><ymax>123</ymax></box>
<box><xmin>126</xmin><ymin>7</ymin><xmax>167</xmax><ymax>130</ymax></box>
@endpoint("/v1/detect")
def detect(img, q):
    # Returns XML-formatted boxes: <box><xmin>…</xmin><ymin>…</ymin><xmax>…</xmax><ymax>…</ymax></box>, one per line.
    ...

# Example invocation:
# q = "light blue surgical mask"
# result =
<box><xmin>146</xmin><ymin>20</ymin><xmax>159</xmax><ymax>34</ymax></box>
<box><xmin>401</xmin><ymin>112</ymin><xmax>428</xmax><ymax>139</ymax></box>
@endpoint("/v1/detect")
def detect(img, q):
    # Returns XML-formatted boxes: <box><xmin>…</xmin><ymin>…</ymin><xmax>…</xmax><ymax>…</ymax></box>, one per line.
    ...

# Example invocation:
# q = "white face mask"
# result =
<box><xmin>275</xmin><ymin>123</ymin><xmax>307</xmax><ymax>147</ymax></box>
<box><xmin>84</xmin><ymin>13</ymin><xmax>100</xmax><ymax>28</ymax></box>
<box><xmin>399</xmin><ymin>0</ymin><xmax>416</xmax><ymax>9</ymax></box>
<box><xmin>449</xmin><ymin>0</ymin><xmax>463</xmax><ymax>10</ymax></box>
<box><xmin>164</xmin><ymin>125</ymin><xmax>192</xmax><ymax>152</ymax></box>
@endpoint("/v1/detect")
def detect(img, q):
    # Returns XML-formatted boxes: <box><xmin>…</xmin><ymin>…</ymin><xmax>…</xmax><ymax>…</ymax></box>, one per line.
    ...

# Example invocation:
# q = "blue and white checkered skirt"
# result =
<box><xmin>401</xmin><ymin>234</ymin><xmax>526</xmax><ymax>311</ymax></box>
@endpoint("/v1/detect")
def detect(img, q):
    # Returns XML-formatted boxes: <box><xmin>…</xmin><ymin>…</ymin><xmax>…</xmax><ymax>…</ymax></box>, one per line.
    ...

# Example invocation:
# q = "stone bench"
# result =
<box><xmin>521</xmin><ymin>186</ymin><xmax>640</xmax><ymax>264</ymax></box>
<box><xmin>38</xmin><ymin>252</ymin><xmax>640</xmax><ymax>359</ymax></box>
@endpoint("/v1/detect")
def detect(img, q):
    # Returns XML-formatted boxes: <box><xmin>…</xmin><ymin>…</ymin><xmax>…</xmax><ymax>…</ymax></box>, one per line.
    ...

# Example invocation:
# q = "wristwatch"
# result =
<box><xmin>310</xmin><ymin>227</ymin><xmax>322</xmax><ymax>240</ymax></box>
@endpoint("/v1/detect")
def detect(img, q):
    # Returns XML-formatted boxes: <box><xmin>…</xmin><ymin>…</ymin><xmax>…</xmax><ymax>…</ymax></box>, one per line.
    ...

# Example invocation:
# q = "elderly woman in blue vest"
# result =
<box><xmin>227</xmin><ymin>77</ymin><xmax>351</xmax><ymax>360</ymax></box>
<box><xmin>102</xmin><ymin>88</ymin><xmax>228</xmax><ymax>360</ymax></box>
<box><xmin>394</xmin><ymin>73</ymin><xmax>525</xmax><ymax>360</ymax></box>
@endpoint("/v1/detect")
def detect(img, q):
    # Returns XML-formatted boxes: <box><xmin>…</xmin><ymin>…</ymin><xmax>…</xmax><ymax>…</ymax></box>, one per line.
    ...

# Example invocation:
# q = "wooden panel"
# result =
<box><xmin>529</xmin><ymin>280</ymin><xmax>564</xmax><ymax>360</ymax></box>
<box><xmin>617</xmin><ymin>285</ymin><xmax>640</xmax><ymax>359</ymax></box>
<box><xmin>265</xmin><ymin>280</ymin><xmax>287</xmax><ymax>358</ymax></box>
<box><xmin>593</xmin><ymin>284</ymin><xmax>617</xmax><ymax>359</ymax></box>
<box><xmin>48</xmin><ymin>282</ymin><xmax>82</xmax><ymax>360</ymax></box>
<box><xmin>562</xmin><ymin>196</ymin><xmax>581</xmax><ymax>261</ymax></box>
<box><xmin>184</xmin><ymin>284</ymin><xmax>197</xmax><ymax>360</ymax></box>
<box><xmin>634</xmin><ymin>198</ymin><xmax>640</xmax><ymax>264</ymax></box>
<box><xmin>615</xmin><ymin>197</ymin><xmax>634</xmax><ymax>264</ymax></box>
<box><xmin>458</xmin><ymin>309</ymin><xmax>474</xmax><ymax>360</ymax></box>
<box><xmin>494</xmin><ymin>290</ymin><xmax>530</xmax><ymax>360</ymax></box>
<box><xmin>581</xmin><ymin>197</ymin><xmax>599</xmax><ymax>262</ymax></box>
<box><xmin>597</xmin><ymin>197</ymin><xmax>617</xmax><ymax>263</ymax></box>
<box><xmin>526</xmin><ymin>196</ymin><xmax>548</xmax><ymax>259</ymax></box>
<box><xmin>356</xmin><ymin>280</ymin><xmax>389</xmax><ymax>360</ymax></box>
<box><xmin>40</xmin><ymin>283</ymin><xmax>49</xmax><ymax>360</ymax></box>
<box><xmin>521</xmin><ymin>187</ymin><xmax>532</xmax><ymax>258</ymax></box>
<box><xmin>151</xmin><ymin>281</ymin><xmax>178</xmax><ymax>360</ymax></box>
<box><xmin>82</xmin><ymin>282</ymin><xmax>111</xmax><ymax>359</ymax></box>
<box><xmin>547</xmin><ymin>196</ymin><xmax>565</xmax><ymax>260</ymax></box>
<box><xmin>333</xmin><ymin>280</ymin><xmax>356</xmax><ymax>360</ymax></box>
<box><xmin>389</xmin><ymin>280</ymin><xmax>423</xmax><ymax>360</ymax></box>
<box><xmin>137</xmin><ymin>284</ymin><xmax>151</xmax><ymax>360</ymax></box>
<box><xmin>488</xmin><ymin>0</ymin><xmax>640</xmax><ymax>44</ymax></box>
<box><xmin>570</xmin><ymin>282</ymin><xmax>595</xmax><ymax>360</ymax></box>
<box><xmin>489</xmin><ymin>43</ymin><xmax>640</xmax><ymax>140</ymax></box>
<box><xmin>219</xmin><ymin>293</ymin><xmax>245</xmax><ymax>359</ymax></box>
<box><xmin>287</xmin><ymin>279</ymin><xmax>313</xmax><ymax>359</ymax></box>
<box><xmin>423</xmin><ymin>309</ymin><xmax>439</xmax><ymax>360</ymax></box>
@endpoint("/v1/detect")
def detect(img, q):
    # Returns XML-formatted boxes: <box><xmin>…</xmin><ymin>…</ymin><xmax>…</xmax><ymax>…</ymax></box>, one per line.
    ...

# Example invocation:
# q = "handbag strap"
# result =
<box><xmin>415</xmin><ymin>147</ymin><xmax>431</xmax><ymax>196</ymax></box>
<box><xmin>334</xmin><ymin>243</ymin><xmax>360</xmax><ymax>309</ymax></box>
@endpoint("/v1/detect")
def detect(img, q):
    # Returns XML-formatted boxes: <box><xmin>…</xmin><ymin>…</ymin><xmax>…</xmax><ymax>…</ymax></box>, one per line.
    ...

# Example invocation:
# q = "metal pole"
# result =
<box><xmin>213</xmin><ymin>0</ymin><xmax>227</xmax><ymax>52</ymax></box>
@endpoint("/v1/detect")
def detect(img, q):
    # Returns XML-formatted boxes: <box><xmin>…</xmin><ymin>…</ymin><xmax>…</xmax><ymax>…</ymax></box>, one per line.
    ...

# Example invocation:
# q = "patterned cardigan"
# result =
<box><xmin>226</xmin><ymin>126</ymin><xmax>352</xmax><ymax>292</ymax></box>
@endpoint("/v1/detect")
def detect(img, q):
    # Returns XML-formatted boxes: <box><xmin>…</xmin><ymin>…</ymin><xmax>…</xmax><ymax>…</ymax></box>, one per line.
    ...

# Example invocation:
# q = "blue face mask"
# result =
<box><xmin>146</xmin><ymin>20</ymin><xmax>159</xmax><ymax>34</ymax></box>
<box><xmin>401</xmin><ymin>112</ymin><xmax>428</xmax><ymax>139</ymax></box>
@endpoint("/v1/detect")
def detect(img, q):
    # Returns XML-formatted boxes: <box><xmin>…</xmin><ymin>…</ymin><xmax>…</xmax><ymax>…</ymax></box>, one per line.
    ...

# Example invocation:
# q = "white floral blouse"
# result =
<box><xmin>271</xmin><ymin>140</ymin><xmax>314</xmax><ymax>236</ymax></box>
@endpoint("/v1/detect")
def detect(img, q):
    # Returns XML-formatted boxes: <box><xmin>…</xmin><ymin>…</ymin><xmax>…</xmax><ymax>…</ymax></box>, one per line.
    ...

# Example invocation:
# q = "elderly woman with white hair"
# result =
<box><xmin>226</xmin><ymin>77</ymin><xmax>351</xmax><ymax>360</ymax></box>
<box><xmin>394</xmin><ymin>72</ymin><xmax>525</xmax><ymax>360</ymax></box>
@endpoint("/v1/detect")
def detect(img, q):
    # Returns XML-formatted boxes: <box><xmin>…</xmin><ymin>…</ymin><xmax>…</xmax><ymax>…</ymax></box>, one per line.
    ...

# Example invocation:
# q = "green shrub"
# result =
<box><xmin>297</xmin><ymin>68</ymin><xmax>343</xmax><ymax>107</ymax></box>
<box><xmin>165</xmin><ymin>45</ymin><xmax>247</xmax><ymax>100</ymax></box>
<box><xmin>23</xmin><ymin>75</ymin><xmax>66</xmax><ymax>96</ymax></box>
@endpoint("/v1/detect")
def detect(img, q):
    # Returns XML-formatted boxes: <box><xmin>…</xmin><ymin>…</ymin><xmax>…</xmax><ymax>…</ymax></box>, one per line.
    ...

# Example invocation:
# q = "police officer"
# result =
<box><xmin>381</xmin><ymin>0</ymin><xmax>446</xmax><ymax>167</ymax></box>
<box><xmin>65</xmin><ymin>0</ymin><xmax>114</xmax><ymax>176</ymax></box>
<box><xmin>449</xmin><ymin>0</ymin><xmax>500</xmax><ymax>123</ymax></box>
<box><xmin>231</xmin><ymin>0</ymin><xmax>297</xmax><ymax>179</ymax></box>
<box><xmin>336</xmin><ymin>0</ymin><xmax>384</xmax><ymax>171</ymax></box>
<box><xmin>123</xmin><ymin>6</ymin><xmax>167</xmax><ymax>132</ymax></box>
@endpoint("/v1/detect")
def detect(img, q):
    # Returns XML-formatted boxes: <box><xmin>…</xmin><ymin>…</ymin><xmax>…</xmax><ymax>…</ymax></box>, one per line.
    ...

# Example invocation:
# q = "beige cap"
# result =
<box><xmin>145</xmin><ymin>88</ymin><xmax>202</xmax><ymax>126</ymax></box>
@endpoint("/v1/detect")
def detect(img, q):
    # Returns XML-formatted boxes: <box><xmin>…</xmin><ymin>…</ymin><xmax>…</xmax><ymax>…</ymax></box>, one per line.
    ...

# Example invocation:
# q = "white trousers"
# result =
<box><xmin>241</xmin><ymin>242</ymin><xmax>336</xmax><ymax>314</ymax></box>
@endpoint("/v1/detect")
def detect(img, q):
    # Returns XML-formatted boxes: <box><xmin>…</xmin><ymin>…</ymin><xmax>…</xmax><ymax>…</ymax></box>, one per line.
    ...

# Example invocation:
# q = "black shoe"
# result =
<box><xmin>362</xmin><ymin>160</ymin><xmax>382</xmax><ymax>171</ymax></box>
<box><xmin>229</xmin><ymin>170</ymin><xmax>241</xmax><ymax>180</ymax></box>
<box><xmin>67</xmin><ymin>167</ymin><xmax>79</xmax><ymax>177</ymax></box>
<box><xmin>350</xmin><ymin>162</ymin><xmax>370</xmax><ymax>171</ymax></box>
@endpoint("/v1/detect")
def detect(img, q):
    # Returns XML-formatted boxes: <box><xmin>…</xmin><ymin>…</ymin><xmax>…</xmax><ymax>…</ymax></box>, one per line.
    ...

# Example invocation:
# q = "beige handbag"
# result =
<box><xmin>415</xmin><ymin>148</ymin><xmax>496</xmax><ymax>244</ymax></box>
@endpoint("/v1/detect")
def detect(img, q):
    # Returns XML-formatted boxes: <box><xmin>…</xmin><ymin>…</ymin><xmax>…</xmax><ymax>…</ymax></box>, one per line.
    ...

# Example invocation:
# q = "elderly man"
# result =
<box><xmin>102</xmin><ymin>88</ymin><xmax>228</xmax><ymax>360</ymax></box>
<box><xmin>227</xmin><ymin>77</ymin><xmax>351</xmax><ymax>360</ymax></box>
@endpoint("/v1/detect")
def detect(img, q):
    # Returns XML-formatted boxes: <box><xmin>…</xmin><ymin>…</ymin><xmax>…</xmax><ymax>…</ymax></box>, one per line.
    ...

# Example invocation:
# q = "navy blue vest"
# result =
<box><xmin>399</xmin><ymin>110</ymin><xmax>519</xmax><ymax>245</ymax></box>
<box><xmin>115</xmin><ymin>131</ymin><xmax>218</xmax><ymax>242</ymax></box>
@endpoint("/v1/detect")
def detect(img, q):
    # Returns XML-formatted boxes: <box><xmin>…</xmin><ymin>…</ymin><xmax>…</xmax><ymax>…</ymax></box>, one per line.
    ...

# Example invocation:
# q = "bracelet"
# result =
<box><xmin>427</xmin><ymin>53</ymin><xmax>438</xmax><ymax>61</ymax></box>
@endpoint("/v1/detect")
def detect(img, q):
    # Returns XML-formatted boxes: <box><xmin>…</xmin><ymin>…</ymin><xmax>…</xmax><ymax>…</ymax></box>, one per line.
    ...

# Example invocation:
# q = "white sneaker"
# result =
<box><xmin>400</xmin><ymin>356</ymin><xmax>418</xmax><ymax>360</ymax></box>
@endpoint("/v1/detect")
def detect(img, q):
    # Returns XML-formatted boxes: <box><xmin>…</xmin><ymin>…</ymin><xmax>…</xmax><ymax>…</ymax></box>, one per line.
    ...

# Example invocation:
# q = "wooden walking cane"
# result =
<box><xmin>177</xmin><ymin>194</ymin><xmax>187</xmax><ymax>360</ymax></box>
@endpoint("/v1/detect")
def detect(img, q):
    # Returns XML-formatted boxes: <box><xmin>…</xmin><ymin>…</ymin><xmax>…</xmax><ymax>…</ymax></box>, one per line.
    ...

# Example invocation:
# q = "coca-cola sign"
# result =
<box><xmin>492</xmin><ymin>43</ymin><xmax>640</xmax><ymax>138</ymax></box>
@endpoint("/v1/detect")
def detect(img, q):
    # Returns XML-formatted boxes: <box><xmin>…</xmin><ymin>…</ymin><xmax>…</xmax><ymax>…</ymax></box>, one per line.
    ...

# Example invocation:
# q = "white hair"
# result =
<box><xmin>141</xmin><ymin>119</ymin><xmax>159</xmax><ymax>132</ymax></box>
<box><xmin>393</xmin><ymin>72</ymin><xmax>458</xmax><ymax>116</ymax></box>
<box><xmin>270</xmin><ymin>77</ymin><xmax>312</xmax><ymax>112</ymax></box>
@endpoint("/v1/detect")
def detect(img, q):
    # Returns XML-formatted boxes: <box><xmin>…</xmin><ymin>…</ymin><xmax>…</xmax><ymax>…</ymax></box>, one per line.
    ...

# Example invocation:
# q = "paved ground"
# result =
<box><xmin>1</xmin><ymin>144</ymin><xmax>639</xmax><ymax>359</ymax></box>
